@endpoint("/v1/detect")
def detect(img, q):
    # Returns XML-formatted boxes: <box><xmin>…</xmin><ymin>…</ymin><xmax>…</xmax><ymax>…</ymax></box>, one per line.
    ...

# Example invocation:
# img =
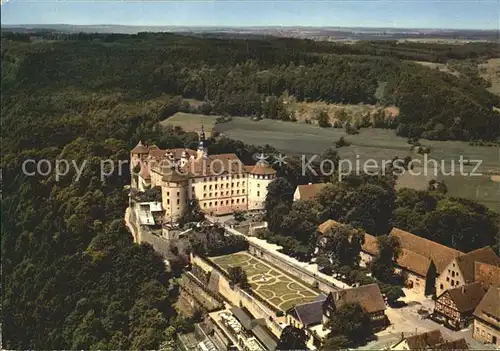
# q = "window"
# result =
<box><xmin>446</xmin><ymin>277</ymin><xmax>450</xmax><ymax>282</ymax></box>
<box><xmin>226</xmin><ymin>200</ymin><xmax>229</xmax><ymax>205</ymax></box>
<box><xmin>237</xmin><ymin>190</ymin><xmax>240</xmax><ymax>194</ymax></box>
<box><xmin>257</xmin><ymin>183</ymin><xmax>260</xmax><ymax>187</ymax></box>
<box><xmin>440</xmin><ymin>284</ymin><xmax>444</xmax><ymax>290</ymax></box>
<box><xmin>221</xmin><ymin>184</ymin><xmax>224</xmax><ymax>189</ymax></box>
<box><xmin>192</xmin><ymin>186</ymin><xmax>195</xmax><ymax>193</ymax></box>
<box><xmin>209</xmin><ymin>185</ymin><xmax>212</xmax><ymax>190</ymax></box>
<box><xmin>231</xmin><ymin>190</ymin><xmax>234</xmax><ymax>195</ymax></box>
<box><xmin>231</xmin><ymin>199</ymin><xmax>234</xmax><ymax>204</ymax></box>
<box><xmin>236</xmin><ymin>199</ymin><xmax>240</xmax><ymax>204</ymax></box>
<box><xmin>215</xmin><ymin>201</ymin><xmax>218</xmax><ymax>206</ymax></box>
<box><xmin>215</xmin><ymin>184</ymin><xmax>218</xmax><ymax>189</ymax></box>
<box><xmin>177</xmin><ymin>192</ymin><xmax>179</xmax><ymax>196</ymax></box>
<box><xmin>209</xmin><ymin>202</ymin><xmax>212</xmax><ymax>207</ymax></box>
<box><xmin>242</xmin><ymin>189</ymin><xmax>245</xmax><ymax>194</ymax></box>
<box><xmin>203</xmin><ymin>203</ymin><xmax>207</xmax><ymax>208</ymax></box>
<box><xmin>209</xmin><ymin>193</ymin><xmax>212</xmax><ymax>197</ymax></box>
<box><xmin>167</xmin><ymin>199</ymin><xmax>170</xmax><ymax>204</ymax></box>
<box><xmin>452</xmin><ymin>271</ymin><xmax>455</xmax><ymax>277</ymax></box>
<box><xmin>204</xmin><ymin>185</ymin><xmax>207</xmax><ymax>190</ymax></box>
<box><xmin>242</xmin><ymin>198</ymin><xmax>245</xmax><ymax>203</ymax></box>
<box><xmin>231</xmin><ymin>183</ymin><xmax>234</xmax><ymax>187</ymax></box>
<box><xmin>451</xmin><ymin>280</ymin><xmax>455</xmax><ymax>286</ymax></box>
<box><xmin>226</xmin><ymin>191</ymin><xmax>229</xmax><ymax>196</ymax></box>
<box><xmin>257</xmin><ymin>191</ymin><xmax>260</xmax><ymax>196</ymax></box>
<box><xmin>215</xmin><ymin>192</ymin><xmax>218</xmax><ymax>197</ymax></box>
<box><xmin>167</xmin><ymin>192</ymin><xmax>170</xmax><ymax>196</ymax></box>
<box><xmin>176</xmin><ymin>199</ymin><xmax>180</xmax><ymax>205</ymax></box>
<box><xmin>204</xmin><ymin>193</ymin><xmax>207</xmax><ymax>198</ymax></box>
<box><xmin>237</xmin><ymin>182</ymin><xmax>240</xmax><ymax>187</ymax></box>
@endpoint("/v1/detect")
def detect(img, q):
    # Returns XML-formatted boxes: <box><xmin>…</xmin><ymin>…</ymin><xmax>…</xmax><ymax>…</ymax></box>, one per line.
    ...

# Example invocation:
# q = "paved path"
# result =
<box><xmin>358</xmin><ymin>300</ymin><xmax>498</xmax><ymax>350</ymax></box>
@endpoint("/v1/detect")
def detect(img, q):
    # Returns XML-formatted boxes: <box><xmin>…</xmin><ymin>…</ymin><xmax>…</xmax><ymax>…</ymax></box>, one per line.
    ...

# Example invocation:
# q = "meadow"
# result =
<box><xmin>160</xmin><ymin>112</ymin><xmax>219</xmax><ymax>136</ymax></box>
<box><xmin>215</xmin><ymin>118</ymin><xmax>500</xmax><ymax>212</ymax></box>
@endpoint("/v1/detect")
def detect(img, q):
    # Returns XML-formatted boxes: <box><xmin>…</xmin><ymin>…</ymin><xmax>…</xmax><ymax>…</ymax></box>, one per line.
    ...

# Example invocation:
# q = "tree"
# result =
<box><xmin>265</xmin><ymin>177</ymin><xmax>294</xmax><ymax>232</ymax></box>
<box><xmin>280</xmin><ymin>200</ymin><xmax>322</xmax><ymax>244</ymax></box>
<box><xmin>233</xmin><ymin>210</ymin><xmax>245</xmax><ymax>222</ymax></box>
<box><xmin>321</xmin><ymin>335</ymin><xmax>349</xmax><ymax>351</ymax></box>
<box><xmin>178</xmin><ymin>199</ymin><xmax>205</xmax><ymax>227</ymax></box>
<box><xmin>276</xmin><ymin>325</ymin><xmax>308</xmax><ymax>350</ymax></box>
<box><xmin>317</xmin><ymin>224</ymin><xmax>364</xmax><ymax>269</ymax></box>
<box><xmin>228</xmin><ymin>266</ymin><xmax>251</xmax><ymax>290</ymax></box>
<box><xmin>316</xmin><ymin>110</ymin><xmax>331</xmax><ymax>128</ymax></box>
<box><xmin>380</xmin><ymin>284</ymin><xmax>405</xmax><ymax>306</ymax></box>
<box><xmin>325</xmin><ymin>303</ymin><xmax>373</xmax><ymax>348</ymax></box>
<box><xmin>371</xmin><ymin>235</ymin><xmax>402</xmax><ymax>284</ymax></box>
<box><xmin>334</xmin><ymin>136</ymin><xmax>350</xmax><ymax>148</ymax></box>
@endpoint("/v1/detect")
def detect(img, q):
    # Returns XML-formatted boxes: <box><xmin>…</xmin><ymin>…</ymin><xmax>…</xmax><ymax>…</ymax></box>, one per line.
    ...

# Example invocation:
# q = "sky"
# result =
<box><xmin>1</xmin><ymin>0</ymin><xmax>499</xmax><ymax>30</ymax></box>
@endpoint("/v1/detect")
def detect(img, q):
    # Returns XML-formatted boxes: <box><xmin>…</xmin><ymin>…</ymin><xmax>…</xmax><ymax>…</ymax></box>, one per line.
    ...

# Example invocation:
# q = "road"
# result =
<box><xmin>358</xmin><ymin>294</ymin><xmax>498</xmax><ymax>350</ymax></box>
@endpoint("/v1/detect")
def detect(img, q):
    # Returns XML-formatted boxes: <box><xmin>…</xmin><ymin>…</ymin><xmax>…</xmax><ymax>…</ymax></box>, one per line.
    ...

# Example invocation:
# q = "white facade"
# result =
<box><xmin>130</xmin><ymin>139</ymin><xmax>276</xmax><ymax>224</ymax></box>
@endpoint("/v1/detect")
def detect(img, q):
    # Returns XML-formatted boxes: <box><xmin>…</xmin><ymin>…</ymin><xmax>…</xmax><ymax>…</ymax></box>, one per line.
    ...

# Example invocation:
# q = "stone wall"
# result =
<box><xmin>180</xmin><ymin>272</ymin><xmax>223</xmax><ymax>312</ymax></box>
<box><xmin>139</xmin><ymin>229</ymin><xmax>172</xmax><ymax>258</ymax></box>
<box><xmin>191</xmin><ymin>255</ymin><xmax>284</xmax><ymax>338</ymax></box>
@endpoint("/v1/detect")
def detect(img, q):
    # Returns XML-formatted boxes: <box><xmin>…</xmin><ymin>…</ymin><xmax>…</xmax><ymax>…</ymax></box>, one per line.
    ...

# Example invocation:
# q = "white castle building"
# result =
<box><xmin>130</xmin><ymin>129</ymin><xmax>276</xmax><ymax>224</ymax></box>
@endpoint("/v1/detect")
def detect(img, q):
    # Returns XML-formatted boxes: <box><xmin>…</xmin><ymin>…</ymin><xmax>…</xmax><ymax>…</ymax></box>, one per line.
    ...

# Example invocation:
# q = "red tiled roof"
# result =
<box><xmin>473</xmin><ymin>286</ymin><xmax>500</xmax><ymax>327</ymax></box>
<box><xmin>456</xmin><ymin>246</ymin><xmax>500</xmax><ymax>284</ymax></box>
<box><xmin>295</xmin><ymin>183</ymin><xmax>327</xmax><ymax>200</ymax></box>
<box><xmin>131</xmin><ymin>141</ymin><xmax>149</xmax><ymax>154</ymax></box>
<box><xmin>390</xmin><ymin>228</ymin><xmax>463</xmax><ymax>274</ymax></box>
<box><xmin>474</xmin><ymin>261</ymin><xmax>500</xmax><ymax>288</ymax></box>
<box><xmin>248</xmin><ymin>162</ymin><xmax>276</xmax><ymax>175</ymax></box>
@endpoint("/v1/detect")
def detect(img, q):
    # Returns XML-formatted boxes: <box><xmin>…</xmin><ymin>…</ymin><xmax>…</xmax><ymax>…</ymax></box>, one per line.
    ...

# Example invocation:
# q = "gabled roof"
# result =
<box><xmin>433</xmin><ymin>338</ymin><xmax>469</xmax><ymax>350</ymax></box>
<box><xmin>404</xmin><ymin>329</ymin><xmax>445</xmax><ymax>350</ymax></box>
<box><xmin>397</xmin><ymin>249</ymin><xmax>432</xmax><ymax>277</ymax></box>
<box><xmin>362</xmin><ymin>233</ymin><xmax>379</xmax><ymax>256</ymax></box>
<box><xmin>441</xmin><ymin>281</ymin><xmax>487</xmax><ymax>313</ymax></box>
<box><xmin>474</xmin><ymin>261</ymin><xmax>500</xmax><ymax>288</ymax></box>
<box><xmin>390</xmin><ymin>228</ymin><xmax>463</xmax><ymax>274</ymax></box>
<box><xmin>334</xmin><ymin>283</ymin><xmax>386</xmax><ymax>314</ymax></box>
<box><xmin>287</xmin><ymin>295</ymin><xmax>327</xmax><ymax>326</ymax></box>
<box><xmin>182</xmin><ymin>153</ymin><xmax>245</xmax><ymax>177</ymax></box>
<box><xmin>230</xmin><ymin>307</ymin><xmax>278</xmax><ymax>351</ymax></box>
<box><xmin>295</xmin><ymin>183</ymin><xmax>327</xmax><ymax>201</ymax></box>
<box><xmin>248</xmin><ymin>161</ymin><xmax>276</xmax><ymax>175</ymax></box>
<box><xmin>139</xmin><ymin>164</ymin><xmax>151</xmax><ymax>180</ymax></box>
<box><xmin>473</xmin><ymin>286</ymin><xmax>500</xmax><ymax>328</ymax></box>
<box><xmin>318</xmin><ymin>219</ymin><xmax>342</xmax><ymax>235</ymax></box>
<box><xmin>456</xmin><ymin>246</ymin><xmax>500</xmax><ymax>284</ymax></box>
<box><xmin>131</xmin><ymin>141</ymin><xmax>149</xmax><ymax>154</ymax></box>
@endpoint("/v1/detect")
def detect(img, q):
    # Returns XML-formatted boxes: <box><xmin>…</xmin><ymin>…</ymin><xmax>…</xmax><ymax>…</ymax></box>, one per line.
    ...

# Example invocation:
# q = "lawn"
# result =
<box><xmin>211</xmin><ymin>251</ymin><xmax>319</xmax><ymax>311</ymax></box>
<box><xmin>160</xmin><ymin>112</ymin><xmax>219</xmax><ymax>136</ymax></box>
<box><xmin>215</xmin><ymin>118</ymin><xmax>500</xmax><ymax>213</ymax></box>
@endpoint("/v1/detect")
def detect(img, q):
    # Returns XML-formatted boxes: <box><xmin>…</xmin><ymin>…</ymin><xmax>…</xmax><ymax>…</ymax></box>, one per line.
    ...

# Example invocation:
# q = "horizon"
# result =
<box><xmin>1</xmin><ymin>1</ymin><xmax>499</xmax><ymax>30</ymax></box>
<box><xmin>3</xmin><ymin>23</ymin><xmax>500</xmax><ymax>32</ymax></box>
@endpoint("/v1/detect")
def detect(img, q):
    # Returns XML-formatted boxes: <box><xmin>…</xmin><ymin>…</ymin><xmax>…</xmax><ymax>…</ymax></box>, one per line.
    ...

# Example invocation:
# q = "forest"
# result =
<box><xmin>1</xmin><ymin>31</ymin><xmax>499</xmax><ymax>349</ymax></box>
<box><xmin>2</xmin><ymin>31</ymin><xmax>500</xmax><ymax>141</ymax></box>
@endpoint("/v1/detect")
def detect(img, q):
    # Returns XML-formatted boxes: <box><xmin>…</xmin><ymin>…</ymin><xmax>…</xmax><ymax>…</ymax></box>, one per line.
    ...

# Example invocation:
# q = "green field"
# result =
<box><xmin>215</xmin><ymin>118</ymin><xmax>500</xmax><ymax>212</ymax></box>
<box><xmin>211</xmin><ymin>252</ymin><xmax>318</xmax><ymax>311</ymax></box>
<box><xmin>161</xmin><ymin>112</ymin><xmax>219</xmax><ymax>136</ymax></box>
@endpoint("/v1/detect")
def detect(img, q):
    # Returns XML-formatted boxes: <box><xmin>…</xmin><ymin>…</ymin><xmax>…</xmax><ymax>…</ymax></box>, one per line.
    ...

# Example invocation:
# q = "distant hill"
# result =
<box><xmin>2</xmin><ymin>24</ymin><xmax>499</xmax><ymax>42</ymax></box>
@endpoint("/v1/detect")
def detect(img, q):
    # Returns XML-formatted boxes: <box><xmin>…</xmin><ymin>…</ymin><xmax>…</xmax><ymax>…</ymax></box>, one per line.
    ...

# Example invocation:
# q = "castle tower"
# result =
<box><xmin>161</xmin><ymin>167</ymin><xmax>189</xmax><ymax>224</ymax></box>
<box><xmin>130</xmin><ymin>141</ymin><xmax>149</xmax><ymax>189</ymax></box>
<box><xmin>247</xmin><ymin>160</ymin><xmax>277</xmax><ymax>210</ymax></box>
<box><xmin>196</xmin><ymin>125</ymin><xmax>208</xmax><ymax>160</ymax></box>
